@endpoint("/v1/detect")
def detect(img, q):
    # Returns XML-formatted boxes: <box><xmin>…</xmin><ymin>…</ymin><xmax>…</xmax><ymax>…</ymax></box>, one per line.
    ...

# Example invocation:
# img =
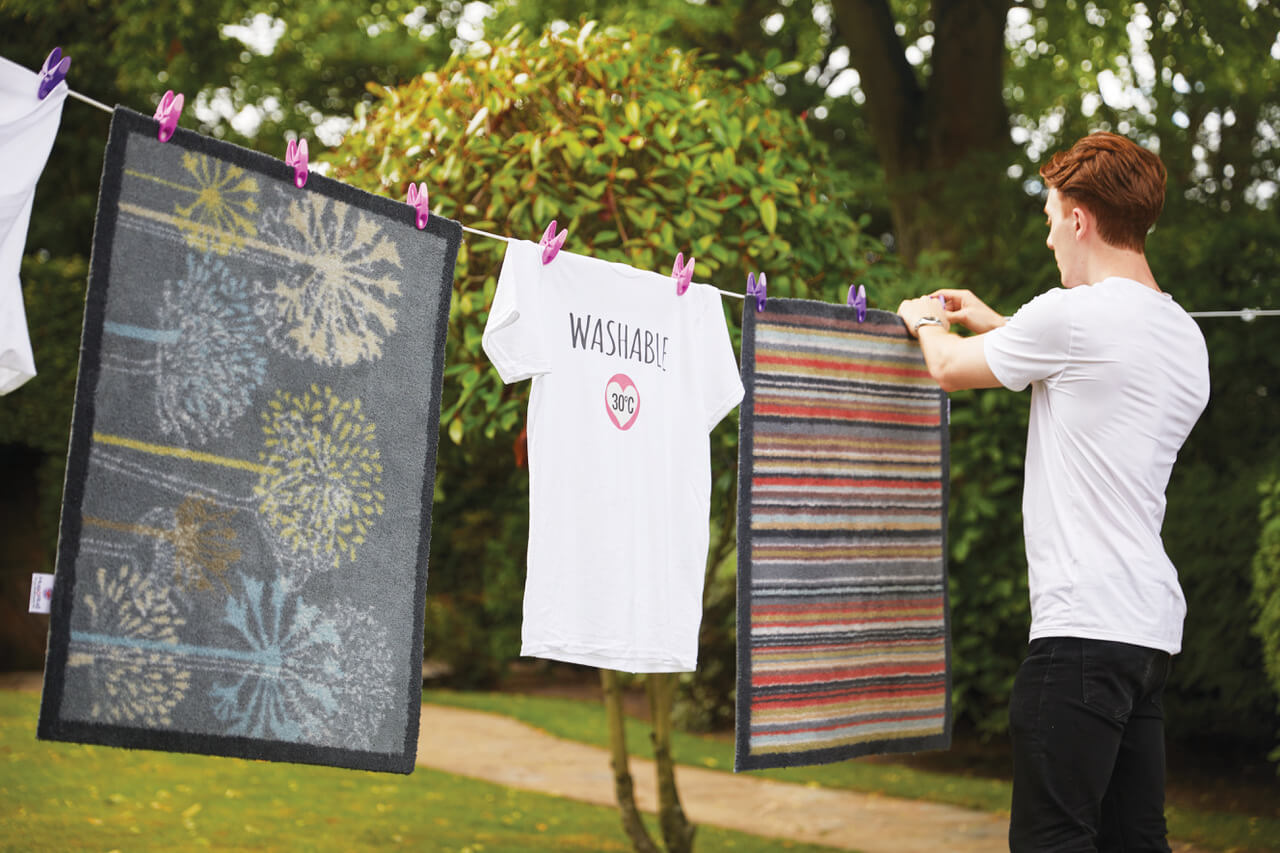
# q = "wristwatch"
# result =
<box><xmin>912</xmin><ymin>316</ymin><xmax>945</xmax><ymax>334</ymax></box>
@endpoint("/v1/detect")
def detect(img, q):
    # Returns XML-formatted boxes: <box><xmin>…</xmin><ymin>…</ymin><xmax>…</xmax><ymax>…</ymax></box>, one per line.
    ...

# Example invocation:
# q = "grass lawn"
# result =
<box><xmin>0</xmin><ymin>691</ymin><xmax>844</xmax><ymax>853</ymax></box>
<box><xmin>422</xmin><ymin>688</ymin><xmax>1280</xmax><ymax>853</ymax></box>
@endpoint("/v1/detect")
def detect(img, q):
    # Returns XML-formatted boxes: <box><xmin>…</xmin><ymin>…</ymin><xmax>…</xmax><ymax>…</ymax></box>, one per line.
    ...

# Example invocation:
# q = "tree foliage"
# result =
<box><xmin>1254</xmin><ymin>475</ymin><xmax>1280</xmax><ymax>768</ymax></box>
<box><xmin>2</xmin><ymin>0</ymin><xmax>1277</xmax><ymax>750</ymax></box>
<box><xmin>325</xmin><ymin>22</ymin><xmax>928</xmax><ymax>686</ymax></box>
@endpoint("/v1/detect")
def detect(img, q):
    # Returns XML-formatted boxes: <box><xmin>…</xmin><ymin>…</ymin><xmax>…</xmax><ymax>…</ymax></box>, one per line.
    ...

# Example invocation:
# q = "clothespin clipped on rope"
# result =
<box><xmin>37</xmin><ymin>48</ymin><xmax>70</xmax><ymax>100</ymax></box>
<box><xmin>746</xmin><ymin>272</ymin><xmax>767</xmax><ymax>312</ymax></box>
<box><xmin>539</xmin><ymin>220</ymin><xmax>567</xmax><ymax>264</ymax></box>
<box><xmin>847</xmin><ymin>284</ymin><xmax>867</xmax><ymax>322</ymax></box>
<box><xmin>406</xmin><ymin>183</ymin><xmax>430</xmax><ymax>229</ymax></box>
<box><xmin>284</xmin><ymin>138</ymin><xmax>309</xmax><ymax>189</ymax></box>
<box><xmin>673</xmin><ymin>252</ymin><xmax>695</xmax><ymax>295</ymax></box>
<box><xmin>153</xmin><ymin>90</ymin><xmax>184</xmax><ymax>142</ymax></box>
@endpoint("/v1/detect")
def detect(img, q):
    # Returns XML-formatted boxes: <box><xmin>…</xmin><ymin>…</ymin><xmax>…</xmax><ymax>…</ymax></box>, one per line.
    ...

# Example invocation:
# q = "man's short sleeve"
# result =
<box><xmin>983</xmin><ymin>288</ymin><xmax>1072</xmax><ymax>392</ymax></box>
<box><xmin>481</xmin><ymin>240</ymin><xmax>551</xmax><ymax>384</ymax></box>
<box><xmin>695</xmin><ymin>286</ymin><xmax>745</xmax><ymax>430</ymax></box>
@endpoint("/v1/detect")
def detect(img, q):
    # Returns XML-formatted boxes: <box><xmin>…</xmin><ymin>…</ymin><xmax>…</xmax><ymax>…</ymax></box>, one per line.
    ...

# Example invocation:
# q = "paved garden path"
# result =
<box><xmin>414</xmin><ymin>702</ymin><xmax>1211</xmax><ymax>853</ymax></box>
<box><xmin>418</xmin><ymin>701</ymin><xmax>1003</xmax><ymax>853</ymax></box>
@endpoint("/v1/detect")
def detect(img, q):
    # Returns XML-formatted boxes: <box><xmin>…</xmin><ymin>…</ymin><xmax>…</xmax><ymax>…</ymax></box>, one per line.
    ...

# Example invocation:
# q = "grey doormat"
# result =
<box><xmin>38</xmin><ymin>107</ymin><xmax>459</xmax><ymax>773</ymax></box>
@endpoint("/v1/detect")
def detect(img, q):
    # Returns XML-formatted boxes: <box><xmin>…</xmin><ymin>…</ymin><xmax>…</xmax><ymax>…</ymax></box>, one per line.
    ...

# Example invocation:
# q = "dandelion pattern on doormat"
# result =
<box><xmin>38</xmin><ymin>108</ymin><xmax>460</xmax><ymax>773</ymax></box>
<box><xmin>735</xmin><ymin>299</ymin><xmax>951</xmax><ymax>771</ymax></box>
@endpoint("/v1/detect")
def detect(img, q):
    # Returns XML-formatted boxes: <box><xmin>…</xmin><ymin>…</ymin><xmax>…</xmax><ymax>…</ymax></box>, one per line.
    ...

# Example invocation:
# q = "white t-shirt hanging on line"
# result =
<box><xmin>983</xmin><ymin>277</ymin><xmax>1210</xmax><ymax>654</ymax></box>
<box><xmin>482</xmin><ymin>240</ymin><xmax>744</xmax><ymax>672</ymax></box>
<box><xmin>0</xmin><ymin>56</ymin><xmax>68</xmax><ymax>394</ymax></box>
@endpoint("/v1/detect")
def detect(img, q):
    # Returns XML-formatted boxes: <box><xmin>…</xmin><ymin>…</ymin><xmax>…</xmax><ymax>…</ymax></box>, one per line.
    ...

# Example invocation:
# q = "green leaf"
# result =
<box><xmin>757</xmin><ymin>196</ymin><xmax>778</xmax><ymax>235</ymax></box>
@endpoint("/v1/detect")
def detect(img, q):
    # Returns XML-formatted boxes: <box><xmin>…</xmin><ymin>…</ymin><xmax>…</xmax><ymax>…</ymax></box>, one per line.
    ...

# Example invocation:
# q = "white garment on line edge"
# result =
<box><xmin>482</xmin><ymin>240</ymin><xmax>744</xmax><ymax>672</ymax></box>
<box><xmin>0</xmin><ymin>55</ymin><xmax>68</xmax><ymax>394</ymax></box>
<box><xmin>983</xmin><ymin>277</ymin><xmax>1210</xmax><ymax>654</ymax></box>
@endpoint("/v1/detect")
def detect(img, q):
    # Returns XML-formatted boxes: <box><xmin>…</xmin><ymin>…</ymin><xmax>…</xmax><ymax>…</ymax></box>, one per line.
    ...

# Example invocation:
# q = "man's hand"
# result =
<box><xmin>931</xmin><ymin>289</ymin><xmax>1006</xmax><ymax>334</ymax></box>
<box><xmin>897</xmin><ymin>292</ymin><xmax>1002</xmax><ymax>392</ymax></box>
<box><xmin>897</xmin><ymin>296</ymin><xmax>950</xmax><ymax>339</ymax></box>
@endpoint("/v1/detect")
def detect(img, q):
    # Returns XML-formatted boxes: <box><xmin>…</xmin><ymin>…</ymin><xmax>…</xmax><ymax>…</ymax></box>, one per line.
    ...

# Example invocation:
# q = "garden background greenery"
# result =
<box><xmin>2</xmin><ymin>0</ymin><xmax>1278</xmax><ymax>806</ymax></box>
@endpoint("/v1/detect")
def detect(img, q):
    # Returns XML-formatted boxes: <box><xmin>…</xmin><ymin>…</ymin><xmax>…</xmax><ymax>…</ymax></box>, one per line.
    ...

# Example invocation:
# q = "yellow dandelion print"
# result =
<box><xmin>173</xmin><ymin>152</ymin><xmax>260</xmax><ymax>254</ymax></box>
<box><xmin>254</xmin><ymin>385</ymin><xmax>385</xmax><ymax>568</ymax></box>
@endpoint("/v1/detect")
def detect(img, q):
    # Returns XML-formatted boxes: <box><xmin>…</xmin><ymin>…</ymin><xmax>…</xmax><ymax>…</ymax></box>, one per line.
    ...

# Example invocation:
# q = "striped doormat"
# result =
<box><xmin>735</xmin><ymin>298</ymin><xmax>951</xmax><ymax>771</ymax></box>
<box><xmin>37</xmin><ymin>108</ymin><xmax>459</xmax><ymax>773</ymax></box>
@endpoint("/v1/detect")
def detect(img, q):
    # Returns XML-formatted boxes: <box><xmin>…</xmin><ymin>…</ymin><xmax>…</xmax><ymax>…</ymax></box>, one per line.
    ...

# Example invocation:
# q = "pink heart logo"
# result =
<box><xmin>605</xmin><ymin>373</ymin><xmax>641</xmax><ymax>431</ymax></box>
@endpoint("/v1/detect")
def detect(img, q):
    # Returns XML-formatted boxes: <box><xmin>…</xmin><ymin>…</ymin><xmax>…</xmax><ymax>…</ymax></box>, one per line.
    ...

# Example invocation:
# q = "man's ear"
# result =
<box><xmin>1072</xmin><ymin>203</ymin><xmax>1092</xmax><ymax>240</ymax></box>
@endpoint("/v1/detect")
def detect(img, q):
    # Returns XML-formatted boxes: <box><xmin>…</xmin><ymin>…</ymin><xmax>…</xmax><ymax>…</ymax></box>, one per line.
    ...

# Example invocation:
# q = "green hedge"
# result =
<box><xmin>1253</xmin><ymin>475</ymin><xmax>1280</xmax><ymax>767</ymax></box>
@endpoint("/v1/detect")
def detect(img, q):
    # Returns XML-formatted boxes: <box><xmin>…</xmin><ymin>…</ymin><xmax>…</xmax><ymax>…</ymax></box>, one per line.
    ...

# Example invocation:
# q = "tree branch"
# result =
<box><xmin>648</xmin><ymin>674</ymin><xmax>696</xmax><ymax>853</ymax></box>
<box><xmin>601</xmin><ymin>669</ymin><xmax>659</xmax><ymax>853</ymax></box>
<box><xmin>828</xmin><ymin>0</ymin><xmax>923</xmax><ymax>175</ymax></box>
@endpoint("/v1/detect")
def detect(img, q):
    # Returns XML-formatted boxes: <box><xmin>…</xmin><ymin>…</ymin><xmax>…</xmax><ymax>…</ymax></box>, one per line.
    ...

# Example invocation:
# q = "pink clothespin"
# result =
<box><xmin>406</xmin><ymin>183</ymin><xmax>430</xmax><ymax>229</ymax></box>
<box><xmin>746</xmin><ymin>272</ymin><xmax>767</xmax><ymax>312</ymax></box>
<box><xmin>285</xmin><ymin>138</ymin><xmax>309</xmax><ymax>189</ymax></box>
<box><xmin>153</xmin><ymin>90</ymin><xmax>184</xmax><ymax>143</ymax></box>
<box><xmin>37</xmin><ymin>48</ymin><xmax>71</xmax><ymax>100</ymax></box>
<box><xmin>847</xmin><ymin>283</ymin><xmax>867</xmax><ymax>322</ymax></box>
<box><xmin>539</xmin><ymin>220</ymin><xmax>567</xmax><ymax>265</ymax></box>
<box><xmin>672</xmin><ymin>252</ymin><xmax>695</xmax><ymax>296</ymax></box>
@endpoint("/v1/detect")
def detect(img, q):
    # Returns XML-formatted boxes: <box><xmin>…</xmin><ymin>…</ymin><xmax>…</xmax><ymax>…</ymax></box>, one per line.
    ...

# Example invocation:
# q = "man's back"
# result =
<box><xmin>983</xmin><ymin>276</ymin><xmax>1210</xmax><ymax>651</ymax></box>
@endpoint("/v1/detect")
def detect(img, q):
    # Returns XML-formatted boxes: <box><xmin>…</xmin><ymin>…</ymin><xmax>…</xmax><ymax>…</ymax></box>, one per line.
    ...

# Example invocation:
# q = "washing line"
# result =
<box><xmin>1188</xmin><ymin>309</ymin><xmax>1279</xmax><ymax>320</ymax></box>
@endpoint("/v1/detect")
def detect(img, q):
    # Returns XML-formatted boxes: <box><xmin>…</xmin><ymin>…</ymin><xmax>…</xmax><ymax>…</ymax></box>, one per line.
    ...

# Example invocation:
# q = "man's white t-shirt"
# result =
<box><xmin>482</xmin><ymin>240</ymin><xmax>744</xmax><ymax>672</ymax></box>
<box><xmin>983</xmin><ymin>277</ymin><xmax>1209</xmax><ymax>653</ymax></box>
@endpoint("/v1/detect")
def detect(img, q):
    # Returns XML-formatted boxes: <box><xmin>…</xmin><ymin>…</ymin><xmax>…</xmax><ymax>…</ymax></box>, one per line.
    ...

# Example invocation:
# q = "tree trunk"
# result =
<box><xmin>831</xmin><ymin>0</ymin><xmax>1014</xmax><ymax>263</ymax></box>
<box><xmin>602</xmin><ymin>669</ymin><xmax>659</xmax><ymax>853</ymax></box>
<box><xmin>648</xmin><ymin>673</ymin><xmax>696</xmax><ymax>853</ymax></box>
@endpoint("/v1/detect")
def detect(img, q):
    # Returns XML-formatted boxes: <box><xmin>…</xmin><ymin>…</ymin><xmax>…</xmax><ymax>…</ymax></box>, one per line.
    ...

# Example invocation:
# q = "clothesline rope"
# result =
<box><xmin>1188</xmin><ymin>309</ymin><xmax>1280</xmax><ymax>320</ymax></box>
<box><xmin>58</xmin><ymin>90</ymin><xmax>1268</xmax><ymax>314</ymax></box>
<box><xmin>69</xmin><ymin>88</ymin><xmax>112</xmax><ymax>114</ymax></box>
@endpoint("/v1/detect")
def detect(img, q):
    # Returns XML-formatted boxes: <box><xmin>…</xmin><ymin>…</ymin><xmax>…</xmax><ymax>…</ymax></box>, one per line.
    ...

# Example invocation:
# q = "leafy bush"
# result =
<box><xmin>1155</xmin><ymin>210</ymin><xmax>1280</xmax><ymax>744</ymax></box>
<box><xmin>1252</xmin><ymin>475</ymin><xmax>1280</xmax><ymax>768</ymax></box>
<box><xmin>326</xmin><ymin>22</ymin><xmax>927</xmax><ymax>693</ymax></box>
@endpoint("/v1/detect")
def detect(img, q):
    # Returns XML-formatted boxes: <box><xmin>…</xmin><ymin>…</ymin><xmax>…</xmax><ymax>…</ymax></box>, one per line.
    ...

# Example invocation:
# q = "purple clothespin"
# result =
<box><xmin>746</xmin><ymin>272</ymin><xmax>767</xmax><ymax>312</ymax></box>
<box><xmin>847</xmin><ymin>283</ymin><xmax>867</xmax><ymax>322</ymax></box>
<box><xmin>672</xmin><ymin>252</ymin><xmax>695</xmax><ymax>296</ymax></box>
<box><xmin>38</xmin><ymin>48</ymin><xmax>71</xmax><ymax>100</ymax></box>
<box><xmin>153</xmin><ymin>90</ymin><xmax>184</xmax><ymax>143</ymax></box>
<box><xmin>285</xmin><ymin>138</ymin><xmax>309</xmax><ymax>189</ymax></box>
<box><xmin>407</xmin><ymin>182</ymin><xmax>429</xmax><ymax>229</ymax></box>
<box><xmin>539</xmin><ymin>220</ymin><xmax>567</xmax><ymax>265</ymax></box>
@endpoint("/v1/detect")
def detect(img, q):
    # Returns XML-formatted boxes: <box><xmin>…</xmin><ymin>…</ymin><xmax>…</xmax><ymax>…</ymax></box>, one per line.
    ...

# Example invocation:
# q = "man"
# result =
<box><xmin>896</xmin><ymin>131</ymin><xmax>1210</xmax><ymax>852</ymax></box>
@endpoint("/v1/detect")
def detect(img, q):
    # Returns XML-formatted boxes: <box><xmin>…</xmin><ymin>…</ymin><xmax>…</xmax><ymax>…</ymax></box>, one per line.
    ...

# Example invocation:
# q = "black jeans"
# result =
<box><xmin>1008</xmin><ymin>636</ymin><xmax>1173</xmax><ymax>852</ymax></box>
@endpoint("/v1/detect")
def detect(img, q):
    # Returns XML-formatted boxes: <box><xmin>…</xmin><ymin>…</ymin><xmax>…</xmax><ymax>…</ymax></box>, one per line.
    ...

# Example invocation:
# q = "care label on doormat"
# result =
<box><xmin>29</xmin><ymin>574</ymin><xmax>54</xmax><ymax>614</ymax></box>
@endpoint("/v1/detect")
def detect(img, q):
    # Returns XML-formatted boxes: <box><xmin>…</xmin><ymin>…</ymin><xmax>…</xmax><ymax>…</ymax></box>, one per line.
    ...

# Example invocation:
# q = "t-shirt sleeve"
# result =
<box><xmin>696</xmin><ymin>286</ymin><xmax>745</xmax><ymax>430</ymax></box>
<box><xmin>982</xmin><ymin>288</ymin><xmax>1073</xmax><ymax>392</ymax></box>
<box><xmin>481</xmin><ymin>240</ymin><xmax>551</xmax><ymax>384</ymax></box>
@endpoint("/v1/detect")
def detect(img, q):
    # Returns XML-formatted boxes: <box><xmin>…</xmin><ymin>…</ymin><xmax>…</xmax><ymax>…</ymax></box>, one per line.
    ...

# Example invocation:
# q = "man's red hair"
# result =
<box><xmin>1040</xmin><ymin>132</ymin><xmax>1166</xmax><ymax>251</ymax></box>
